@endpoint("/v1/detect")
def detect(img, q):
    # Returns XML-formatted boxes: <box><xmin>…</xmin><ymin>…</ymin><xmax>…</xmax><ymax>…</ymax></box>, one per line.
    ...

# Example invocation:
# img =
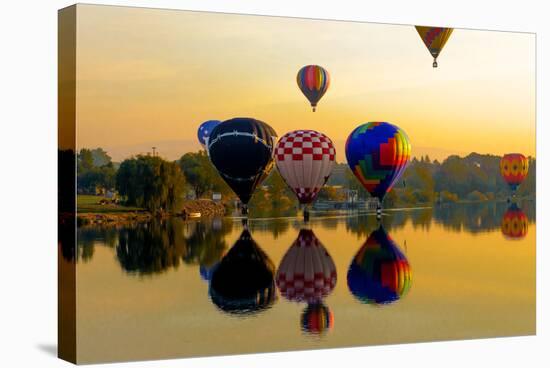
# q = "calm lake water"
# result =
<box><xmin>65</xmin><ymin>201</ymin><xmax>536</xmax><ymax>363</ymax></box>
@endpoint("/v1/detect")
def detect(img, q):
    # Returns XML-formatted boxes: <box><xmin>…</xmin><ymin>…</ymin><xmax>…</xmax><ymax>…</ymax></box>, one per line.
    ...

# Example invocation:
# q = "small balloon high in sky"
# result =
<box><xmin>296</xmin><ymin>65</ymin><xmax>330</xmax><ymax>112</ymax></box>
<box><xmin>415</xmin><ymin>26</ymin><xmax>454</xmax><ymax>67</ymax></box>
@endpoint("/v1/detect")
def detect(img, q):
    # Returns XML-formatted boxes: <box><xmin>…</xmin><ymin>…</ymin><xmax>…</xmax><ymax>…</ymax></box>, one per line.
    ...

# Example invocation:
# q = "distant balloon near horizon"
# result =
<box><xmin>345</xmin><ymin>122</ymin><xmax>411</xmax><ymax>208</ymax></box>
<box><xmin>415</xmin><ymin>26</ymin><xmax>453</xmax><ymax>68</ymax></box>
<box><xmin>500</xmin><ymin>153</ymin><xmax>529</xmax><ymax>193</ymax></box>
<box><xmin>296</xmin><ymin>65</ymin><xmax>330</xmax><ymax>112</ymax></box>
<box><xmin>275</xmin><ymin>130</ymin><xmax>336</xmax><ymax>205</ymax></box>
<box><xmin>347</xmin><ymin>226</ymin><xmax>411</xmax><ymax>305</ymax></box>
<box><xmin>199</xmin><ymin>263</ymin><xmax>219</xmax><ymax>281</ymax></box>
<box><xmin>197</xmin><ymin>120</ymin><xmax>221</xmax><ymax>149</ymax></box>
<box><xmin>501</xmin><ymin>203</ymin><xmax>528</xmax><ymax>240</ymax></box>
<box><xmin>207</xmin><ymin>118</ymin><xmax>277</xmax><ymax>212</ymax></box>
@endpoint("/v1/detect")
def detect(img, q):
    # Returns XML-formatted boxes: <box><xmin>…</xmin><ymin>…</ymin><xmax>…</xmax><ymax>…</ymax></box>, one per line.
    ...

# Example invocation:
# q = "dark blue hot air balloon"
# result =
<box><xmin>197</xmin><ymin>120</ymin><xmax>221</xmax><ymax>149</ymax></box>
<box><xmin>207</xmin><ymin>118</ymin><xmax>277</xmax><ymax>214</ymax></box>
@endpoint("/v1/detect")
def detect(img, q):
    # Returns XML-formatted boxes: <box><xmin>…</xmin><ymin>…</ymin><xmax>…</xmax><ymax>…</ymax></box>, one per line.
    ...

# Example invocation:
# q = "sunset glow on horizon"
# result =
<box><xmin>74</xmin><ymin>5</ymin><xmax>535</xmax><ymax>162</ymax></box>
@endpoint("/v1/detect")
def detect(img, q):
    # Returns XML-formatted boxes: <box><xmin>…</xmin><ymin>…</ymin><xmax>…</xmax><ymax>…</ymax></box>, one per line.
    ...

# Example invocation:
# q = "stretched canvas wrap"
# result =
<box><xmin>58</xmin><ymin>4</ymin><xmax>536</xmax><ymax>364</ymax></box>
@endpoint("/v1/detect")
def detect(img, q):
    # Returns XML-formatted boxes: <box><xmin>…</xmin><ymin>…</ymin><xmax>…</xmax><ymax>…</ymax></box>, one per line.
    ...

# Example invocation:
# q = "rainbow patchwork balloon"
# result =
<box><xmin>415</xmin><ymin>26</ymin><xmax>453</xmax><ymax>67</ymax></box>
<box><xmin>345</xmin><ymin>122</ymin><xmax>411</xmax><ymax>202</ymax></box>
<box><xmin>347</xmin><ymin>226</ymin><xmax>411</xmax><ymax>305</ymax></box>
<box><xmin>501</xmin><ymin>204</ymin><xmax>528</xmax><ymax>240</ymax></box>
<box><xmin>500</xmin><ymin>153</ymin><xmax>529</xmax><ymax>192</ymax></box>
<box><xmin>296</xmin><ymin>65</ymin><xmax>330</xmax><ymax>112</ymax></box>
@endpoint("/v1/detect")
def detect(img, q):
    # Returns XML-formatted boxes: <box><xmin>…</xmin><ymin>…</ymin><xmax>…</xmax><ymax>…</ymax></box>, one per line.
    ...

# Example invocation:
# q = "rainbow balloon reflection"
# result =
<box><xmin>347</xmin><ymin>226</ymin><xmax>411</xmax><ymax>305</ymax></box>
<box><xmin>301</xmin><ymin>303</ymin><xmax>333</xmax><ymax>335</ymax></box>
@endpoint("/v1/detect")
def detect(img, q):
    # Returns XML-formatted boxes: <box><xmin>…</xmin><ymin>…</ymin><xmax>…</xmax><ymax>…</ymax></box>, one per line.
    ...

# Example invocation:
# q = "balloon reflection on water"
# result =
<box><xmin>276</xmin><ymin>229</ymin><xmax>336</xmax><ymax>335</ymax></box>
<box><xmin>501</xmin><ymin>203</ymin><xmax>528</xmax><ymax>240</ymax></box>
<box><xmin>347</xmin><ymin>226</ymin><xmax>411</xmax><ymax>305</ymax></box>
<box><xmin>301</xmin><ymin>303</ymin><xmax>333</xmax><ymax>335</ymax></box>
<box><xmin>209</xmin><ymin>229</ymin><xmax>277</xmax><ymax>315</ymax></box>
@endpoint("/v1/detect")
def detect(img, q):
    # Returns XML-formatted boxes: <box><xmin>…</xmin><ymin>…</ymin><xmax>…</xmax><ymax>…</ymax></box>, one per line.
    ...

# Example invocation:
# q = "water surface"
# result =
<box><xmin>65</xmin><ymin>202</ymin><xmax>536</xmax><ymax>363</ymax></box>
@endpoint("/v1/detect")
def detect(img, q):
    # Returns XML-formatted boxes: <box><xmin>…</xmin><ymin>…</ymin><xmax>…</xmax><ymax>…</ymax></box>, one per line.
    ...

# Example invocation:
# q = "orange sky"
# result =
<box><xmin>74</xmin><ymin>5</ymin><xmax>535</xmax><ymax>162</ymax></box>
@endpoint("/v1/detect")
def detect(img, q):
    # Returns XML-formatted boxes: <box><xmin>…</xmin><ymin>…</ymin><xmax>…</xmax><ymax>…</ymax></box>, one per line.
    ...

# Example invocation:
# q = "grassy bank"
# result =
<box><xmin>77</xmin><ymin>195</ymin><xmax>145</xmax><ymax>214</ymax></box>
<box><xmin>76</xmin><ymin>195</ymin><xmax>226</xmax><ymax>226</ymax></box>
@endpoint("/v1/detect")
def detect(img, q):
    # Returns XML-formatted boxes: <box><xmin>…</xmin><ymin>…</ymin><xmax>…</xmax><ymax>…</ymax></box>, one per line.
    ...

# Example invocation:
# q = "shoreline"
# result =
<box><xmin>77</xmin><ymin>198</ymin><xmax>226</xmax><ymax>226</ymax></box>
<box><xmin>76</xmin><ymin>198</ymin><xmax>534</xmax><ymax>227</ymax></box>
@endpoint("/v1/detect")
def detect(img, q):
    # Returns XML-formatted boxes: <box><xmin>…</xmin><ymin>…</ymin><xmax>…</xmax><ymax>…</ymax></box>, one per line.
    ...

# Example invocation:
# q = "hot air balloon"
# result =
<box><xmin>297</xmin><ymin>65</ymin><xmax>330</xmax><ymax>112</ymax></box>
<box><xmin>500</xmin><ymin>154</ymin><xmax>529</xmax><ymax>198</ymax></box>
<box><xmin>208</xmin><ymin>118</ymin><xmax>277</xmax><ymax>215</ymax></box>
<box><xmin>276</xmin><ymin>229</ymin><xmax>337</xmax><ymax>303</ymax></box>
<box><xmin>200</xmin><ymin>263</ymin><xmax>219</xmax><ymax>281</ymax></box>
<box><xmin>301</xmin><ymin>302</ymin><xmax>334</xmax><ymax>335</ymax></box>
<box><xmin>415</xmin><ymin>26</ymin><xmax>453</xmax><ymax>68</ymax></box>
<box><xmin>347</xmin><ymin>226</ymin><xmax>411</xmax><ymax>305</ymax></box>
<box><xmin>275</xmin><ymin>130</ymin><xmax>336</xmax><ymax>221</ymax></box>
<box><xmin>209</xmin><ymin>229</ymin><xmax>277</xmax><ymax>315</ymax></box>
<box><xmin>345</xmin><ymin>122</ymin><xmax>411</xmax><ymax>216</ymax></box>
<box><xmin>197</xmin><ymin>120</ymin><xmax>221</xmax><ymax>150</ymax></box>
<box><xmin>501</xmin><ymin>203</ymin><xmax>528</xmax><ymax>240</ymax></box>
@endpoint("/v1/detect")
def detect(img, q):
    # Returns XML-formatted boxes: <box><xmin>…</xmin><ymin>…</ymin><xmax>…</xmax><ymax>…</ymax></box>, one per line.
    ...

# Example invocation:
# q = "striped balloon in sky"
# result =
<box><xmin>345</xmin><ymin>122</ymin><xmax>411</xmax><ymax>202</ymax></box>
<box><xmin>415</xmin><ymin>26</ymin><xmax>453</xmax><ymax>67</ymax></box>
<box><xmin>275</xmin><ymin>130</ymin><xmax>335</xmax><ymax>204</ymax></box>
<box><xmin>296</xmin><ymin>65</ymin><xmax>330</xmax><ymax>112</ymax></box>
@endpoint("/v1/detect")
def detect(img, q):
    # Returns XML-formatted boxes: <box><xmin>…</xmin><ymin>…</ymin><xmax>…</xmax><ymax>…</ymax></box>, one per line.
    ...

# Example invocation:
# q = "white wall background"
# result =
<box><xmin>0</xmin><ymin>1</ymin><xmax>547</xmax><ymax>367</ymax></box>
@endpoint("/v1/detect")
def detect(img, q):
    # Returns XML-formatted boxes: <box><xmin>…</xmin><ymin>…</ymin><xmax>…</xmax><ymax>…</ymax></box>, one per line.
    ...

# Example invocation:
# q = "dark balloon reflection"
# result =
<box><xmin>209</xmin><ymin>229</ymin><xmax>277</xmax><ymax>315</ymax></box>
<box><xmin>501</xmin><ymin>203</ymin><xmax>528</xmax><ymax>240</ymax></box>
<box><xmin>276</xmin><ymin>229</ymin><xmax>336</xmax><ymax>335</ymax></box>
<box><xmin>347</xmin><ymin>226</ymin><xmax>411</xmax><ymax>305</ymax></box>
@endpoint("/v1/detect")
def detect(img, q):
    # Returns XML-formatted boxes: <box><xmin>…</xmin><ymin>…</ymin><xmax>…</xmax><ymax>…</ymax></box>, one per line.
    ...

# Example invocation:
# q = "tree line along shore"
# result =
<box><xmin>68</xmin><ymin>147</ymin><xmax>536</xmax><ymax>225</ymax></box>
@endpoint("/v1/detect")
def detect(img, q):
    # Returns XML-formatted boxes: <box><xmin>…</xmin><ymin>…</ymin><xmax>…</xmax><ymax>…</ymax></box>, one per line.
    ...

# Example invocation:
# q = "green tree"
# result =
<box><xmin>77</xmin><ymin>148</ymin><xmax>94</xmax><ymax>172</ymax></box>
<box><xmin>90</xmin><ymin>148</ymin><xmax>112</xmax><ymax>167</ymax></box>
<box><xmin>77</xmin><ymin>148</ymin><xmax>117</xmax><ymax>194</ymax></box>
<box><xmin>116</xmin><ymin>155</ymin><xmax>186</xmax><ymax>212</ymax></box>
<box><xmin>178</xmin><ymin>151</ymin><xmax>232</xmax><ymax>199</ymax></box>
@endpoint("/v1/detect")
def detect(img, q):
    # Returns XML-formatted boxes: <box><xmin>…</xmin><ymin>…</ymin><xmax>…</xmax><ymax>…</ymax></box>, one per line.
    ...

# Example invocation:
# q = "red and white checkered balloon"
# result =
<box><xmin>276</xmin><ymin>229</ymin><xmax>337</xmax><ymax>303</ymax></box>
<box><xmin>275</xmin><ymin>130</ymin><xmax>336</xmax><ymax>204</ymax></box>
